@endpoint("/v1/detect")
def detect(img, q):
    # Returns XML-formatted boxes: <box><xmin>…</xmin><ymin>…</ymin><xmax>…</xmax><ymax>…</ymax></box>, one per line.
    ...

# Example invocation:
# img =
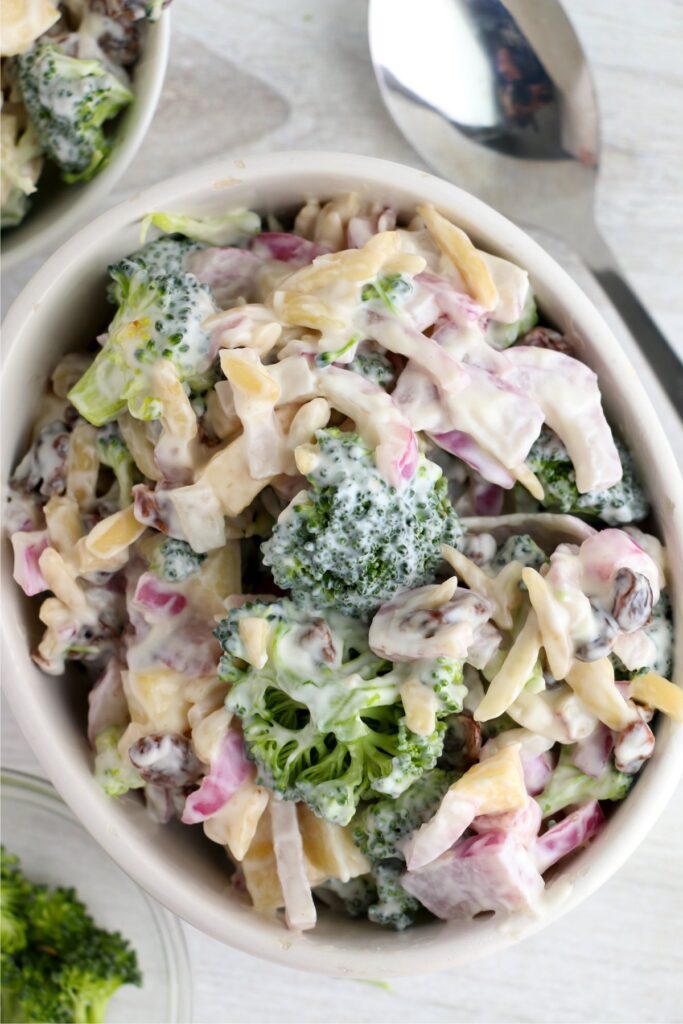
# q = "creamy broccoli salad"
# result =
<box><xmin>6</xmin><ymin>194</ymin><xmax>681</xmax><ymax>933</ymax></box>
<box><xmin>1</xmin><ymin>0</ymin><xmax>169</xmax><ymax>229</ymax></box>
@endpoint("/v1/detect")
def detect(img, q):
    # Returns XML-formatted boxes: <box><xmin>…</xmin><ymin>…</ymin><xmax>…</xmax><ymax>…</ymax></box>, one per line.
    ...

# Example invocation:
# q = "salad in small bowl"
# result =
<box><xmin>1</xmin><ymin>0</ymin><xmax>170</xmax><ymax>269</ymax></box>
<box><xmin>1</xmin><ymin>153</ymin><xmax>681</xmax><ymax>975</ymax></box>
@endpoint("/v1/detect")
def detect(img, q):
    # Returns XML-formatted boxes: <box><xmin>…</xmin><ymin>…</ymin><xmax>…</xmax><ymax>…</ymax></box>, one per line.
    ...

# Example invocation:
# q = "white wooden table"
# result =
<box><xmin>2</xmin><ymin>1</ymin><xmax>682</xmax><ymax>1021</ymax></box>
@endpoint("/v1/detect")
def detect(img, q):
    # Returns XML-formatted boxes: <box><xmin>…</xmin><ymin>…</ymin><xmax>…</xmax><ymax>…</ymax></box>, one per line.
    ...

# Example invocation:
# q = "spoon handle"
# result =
<box><xmin>581</xmin><ymin>226</ymin><xmax>683</xmax><ymax>411</ymax></box>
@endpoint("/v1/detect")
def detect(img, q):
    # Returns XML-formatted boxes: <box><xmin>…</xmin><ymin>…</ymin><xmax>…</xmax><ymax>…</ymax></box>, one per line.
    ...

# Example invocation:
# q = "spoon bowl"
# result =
<box><xmin>369</xmin><ymin>0</ymin><xmax>682</xmax><ymax>406</ymax></box>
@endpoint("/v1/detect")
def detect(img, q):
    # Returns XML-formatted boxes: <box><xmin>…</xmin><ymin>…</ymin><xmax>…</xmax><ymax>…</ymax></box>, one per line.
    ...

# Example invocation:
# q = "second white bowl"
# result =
<box><xmin>2</xmin><ymin>13</ymin><xmax>170</xmax><ymax>272</ymax></box>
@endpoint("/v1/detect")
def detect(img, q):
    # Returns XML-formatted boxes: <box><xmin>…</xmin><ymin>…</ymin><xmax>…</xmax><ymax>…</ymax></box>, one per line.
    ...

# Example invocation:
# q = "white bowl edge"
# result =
<box><xmin>1</xmin><ymin>151</ymin><xmax>682</xmax><ymax>977</ymax></box>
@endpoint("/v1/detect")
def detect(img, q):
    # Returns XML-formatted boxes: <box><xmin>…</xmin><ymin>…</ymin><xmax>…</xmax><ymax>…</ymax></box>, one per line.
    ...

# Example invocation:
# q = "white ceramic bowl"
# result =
<box><xmin>2</xmin><ymin>152</ymin><xmax>682</xmax><ymax>976</ymax></box>
<box><xmin>1</xmin><ymin>13</ymin><xmax>170</xmax><ymax>272</ymax></box>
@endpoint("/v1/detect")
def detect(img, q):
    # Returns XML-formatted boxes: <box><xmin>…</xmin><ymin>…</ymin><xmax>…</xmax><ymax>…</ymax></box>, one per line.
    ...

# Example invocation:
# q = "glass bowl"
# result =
<box><xmin>1</xmin><ymin>768</ymin><xmax>192</xmax><ymax>1023</ymax></box>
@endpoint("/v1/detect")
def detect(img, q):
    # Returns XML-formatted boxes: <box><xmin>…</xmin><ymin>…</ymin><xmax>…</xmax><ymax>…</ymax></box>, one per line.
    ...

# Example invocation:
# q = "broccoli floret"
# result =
<box><xmin>96</xmin><ymin>423</ymin><xmax>136</xmax><ymax>506</ymax></box>
<box><xmin>58</xmin><ymin>928</ymin><xmax>142</xmax><ymax>1024</ymax></box>
<box><xmin>2</xmin><ymin>949</ymin><xmax>71</xmax><ymax>1024</ymax></box>
<box><xmin>319</xmin><ymin>874</ymin><xmax>377</xmax><ymax>918</ymax></box>
<box><xmin>493</xmin><ymin>533</ymin><xmax>547</xmax><ymax>571</ymax></box>
<box><xmin>418</xmin><ymin>657</ymin><xmax>467</xmax><ymax>714</ymax></box>
<box><xmin>319</xmin><ymin>861</ymin><xmax>421</xmax><ymax>931</ymax></box>
<box><xmin>68</xmin><ymin>240</ymin><xmax>217</xmax><ymax>426</ymax></box>
<box><xmin>352</xmin><ymin>768</ymin><xmax>453</xmax><ymax>861</ymax></box>
<box><xmin>361</xmin><ymin>273</ymin><xmax>413</xmax><ymax>315</ymax></box>
<box><xmin>150</xmin><ymin>537</ymin><xmax>207</xmax><ymax>581</ymax></box>
<box><xmin>0</xmin><ymin>112</ymin><xmax>43</xmax><ymax>228</ymax></box>
<box><xmin>1</xmin><ymin>849</ymin><xmax>31</xmax><ymax>956</ymax></box>
<box><xmin>142</xmin><ymin>207</ymin><xmax>261</xmax><ymax>246</ymax></box>
<box><xmin>347</xmin><ymin>343</ymin><xmax>395</xmax><ymax>388</ymax></box>
<box><xmin>109</xmin><ymin>236</ymin><xmax>204</xmax><ymax>290</ymax></box>
<box><xmin>536</xmin><ymin>746</ymin><xmax>631</xmax><ymax>818</ymax></box>
<box><xmin>525</xmin><ymin>427</ymin><xmax>649</xmax><ymax>524</ymax></box>
<box><xmin>217</xmin><ymin>600</ymin><xmax>445</xmax><ymax>825</ymax></box>
<box><xmin>0</xmin><ymin>849</ymin><xmax>141</xmax><ymax>1024</ymax></box>
<box><xmin>261</xmin><ymin>428</ymin><xmax>462</xmax><ymax>618</ymax></box>
<box><xmin>486</xmin><ymin>288</ymin><xmax>538</xmax><ymax>348</ymax></box>
<box><xmin>612</xmin><ymin>593</ymin><xmax>673</xmax><ymax>680</ymax></box>
<box><xmin>17</xmin><ymin>43</ymin><xmax>133</xmax><ymax>183</ymax></box>
<box><xmin>367</xmin><ymin>860</ymin><xmax>420</xmax><ymax>930</ymax></box>
<box><xmin>94</xmin><ymin>726</ymin><xmax>144</xmax><ymax>797</ymax></box>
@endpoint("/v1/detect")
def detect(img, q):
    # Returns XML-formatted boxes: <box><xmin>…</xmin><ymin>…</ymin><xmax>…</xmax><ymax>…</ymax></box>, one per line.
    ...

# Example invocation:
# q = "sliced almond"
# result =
<box><xmin>631</xmin><ymin>672</ymin><xmax>683</xmax><ymax>723</ymax></box>
<box><xmin>238</xmin><ymin>616</ymin><xmax>270</xmax><ymax>669</ymax></box>
<box><xmin>220</xmin><ymin>350</ymin><xmax>280</xmax><ymax>403</ymax></box>
<box><xmin>418</xmin><ymin>203</ymin><xmax>498</xmax><ymax>310</ymax></box>
<box><xmin>84</xmin><ymin>505</ymin><xmax>146</xmax><ymax>559</ymax></box>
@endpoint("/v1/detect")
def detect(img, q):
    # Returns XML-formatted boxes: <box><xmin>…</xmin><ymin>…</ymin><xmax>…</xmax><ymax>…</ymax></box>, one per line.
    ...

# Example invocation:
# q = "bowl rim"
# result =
<box><xmin>1</xmin><ymin>12</ymin><xmax>171</xmax><ymax>272</ymax></box>
<box><xmin>2</xmin><ymin>150</ymin><xmax>682</xmax><ymax>976</ymax></box>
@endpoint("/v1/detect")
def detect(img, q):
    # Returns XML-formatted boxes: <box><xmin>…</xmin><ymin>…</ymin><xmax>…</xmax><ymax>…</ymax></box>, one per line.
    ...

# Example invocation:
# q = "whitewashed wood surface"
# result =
<box><xmin>2</xmin><ymin>1</ymin><xmax>682</xmax><ymax>1022</ymax></box>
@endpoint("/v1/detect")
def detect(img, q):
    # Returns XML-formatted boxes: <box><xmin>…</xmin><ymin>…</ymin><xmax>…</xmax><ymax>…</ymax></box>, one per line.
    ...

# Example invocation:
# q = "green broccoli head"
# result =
<box><xmin>536</xmin><ymin>746</ymin><xmax>631</xmax><ymax>818</ymax></box>
<box><xmin>1</xmin><ymin>848</ymin><xmax>31</xmax><ymax>956</ymax></box>
<box><xmin>58</xmin><ymin>928</ymin><xmax>142</xmax><ymax>1024</ymax></box>
<box><xmin>318</xmin><ymin>874</ymin><xmax>377</xmax><ymax>918</ymax></box>
<box><xmin>217</xmin><ymin>600</ymin><xmax>445</xmax><ymax>825</ymax></box>
<box><xmin>361</xmin><ymin>272</ymin><xmax>414</xmax><ymax>315</ymax></box>
<box><xmin>367</xmin><ymin>859</ymin><xmax>420</xmax><ymax>931</ymax></box>
<box><xmin>417</xmin><ymin>657</ymin><xmax>467</xmax><ymax>715</ymax></box>
<box><xmin>17</xmin><ymin>43</ymin><xmax>133</xmax><ymax>183</ymax></box>
<box><xmin>68</xmin><ymin>241</ymin><xmax>217</xmax><ymax>426</ymax></box>
<box><xmin>525</xmin><ymin>427</ymin><xmax>649</xmax><ymax>524</ymax></box>
<box><xmin>493</xmin><ymin>533</ymin><xmax>547</xmax><ymax>571</ymax></box>
<box><xmin>1</xmin><ymin>948</ymin><xmax>72</xmax><ymax>1024</ymax></box>
<box><xmin>0</xmin><ymin>849</ymin><xmax>141</xmax><ymax>1024</ymax></box>
<box><xmin>108</xmin><ymin>236</ymin><xmax>204</xmax><ymax>295</ymax></box>
<box><xmin>150</xmin><ymin>537</ymin><xmax>207</xmax><ymax>582</ymax></box>
<box><xmin>261</xmin><ymin>428</ymin><xmax>462</xmax><ymax>618</ymax></box>
<box><xmin>352</xmin><ymin>767</ymin><xmax>454</xmax><ymax>861</ymax></box>
<box><xmin>318</xmin><ymin>861</ymin><xmax>421</xmax><ymax>931</ymax></box>
<box><xmin>96</xmin><ymin>423</ymin><xmax>137</xmax><ymax>506</ymax></box>
<box><xmin>347</xmin><ymin>343</ymin><xmax>395</xmax><ymax>388</ymax></box>
<box><xmin>94</xmin><ymin>726</ymin><xmax>144</xmax><ymax>797</ymax></box>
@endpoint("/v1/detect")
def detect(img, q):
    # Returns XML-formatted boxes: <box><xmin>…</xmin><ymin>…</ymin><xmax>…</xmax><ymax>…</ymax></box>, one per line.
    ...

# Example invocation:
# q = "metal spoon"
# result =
<box><xmin>368</xmin><ymin>0</ymin><xmax>682</xmax><ymax>409</ymax></box>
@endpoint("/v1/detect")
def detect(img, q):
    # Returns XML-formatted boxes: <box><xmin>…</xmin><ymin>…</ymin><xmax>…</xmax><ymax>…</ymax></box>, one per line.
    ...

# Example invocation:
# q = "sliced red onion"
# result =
<box><xmin>522</xmin><ymin>751</ymin><xmax>555</xmax><ymax>796</ymax></box>
<box><xmin>133</xmin><ymin>572</ymin><xmax>187</xmax><ymax>618</ymax></box>
<box><xmin>416</xmin><ymin>271</ymin><xmax>488</xmax><ymax>325</ymax></box>
<box><xmin>270</xmin><ymin>799</ymin><xmax>317</xmax><ymax>931</ymax></box>
<box><xmin>471</xmin><ymin>479</ymin><xmax>505</xmax><ymax>516</ymax></box>
<box><xmin>402</xmin><ymin>831</ymin><xmax>544</xmax><ymax>920</ymax></box>
<box><xmin>533</xmin><ymin>800</ymin><xmax>604</xmax><ymax>874</ymax></box>
<box><xmin>181</xmin><ymin>729</ymin><xmax>251</xmax><ymax>825</ymax></box>
<box><xmin>186</xmin><ymin>246</ymin><xmax>262</xmax><ymax>307</ymax></box>
<box><xmin>10</xmin><ymin>530</ymin><xmax>50</xmax><ymax>596</ymax></box>
<box><xmin>472</xmin><ymin>796</ymin><xmax>542</xmax><ymax>847</ymax></box>
<box><xmin>249</xmin><ymin>232</ymin><xmax>329</xmax><ymax>263</ymax></box>
<box><xmin>429</xmin><ymin>430</ymin><xmax>515</xmax><ymax>489</ymax></box>
<box><xmin>572</xmin><ymin>724</ymin><xmax>614</xmax><ymax>778</ymax></box>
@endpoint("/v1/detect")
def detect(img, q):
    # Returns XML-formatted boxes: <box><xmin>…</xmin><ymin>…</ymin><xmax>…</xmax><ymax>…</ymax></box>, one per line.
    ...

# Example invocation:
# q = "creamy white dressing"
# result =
<box><xmin>8</xmin><ymin>194</ymin><xmax>673</xmax><ymax>938</ymax></box>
